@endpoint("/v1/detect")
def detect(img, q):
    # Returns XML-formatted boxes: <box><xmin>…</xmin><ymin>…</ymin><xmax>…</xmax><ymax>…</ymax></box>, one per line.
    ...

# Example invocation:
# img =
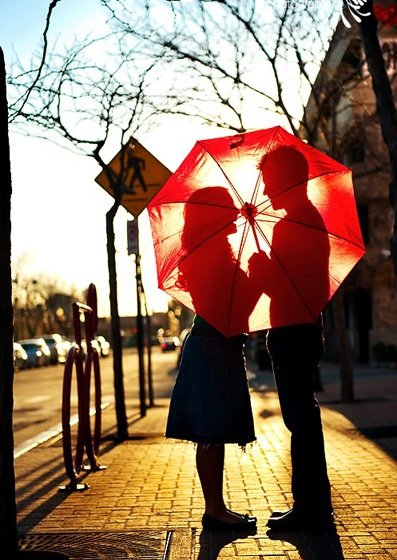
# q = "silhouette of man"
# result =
<box><xmin>126</xmin><ymin>154</ymin><xmax>147</xmax><ymax>194</ymax></box>
<box><xmin>257</xmin><ymin>146</ymin><xmax>334</xmax><ymax>531</ymax></box>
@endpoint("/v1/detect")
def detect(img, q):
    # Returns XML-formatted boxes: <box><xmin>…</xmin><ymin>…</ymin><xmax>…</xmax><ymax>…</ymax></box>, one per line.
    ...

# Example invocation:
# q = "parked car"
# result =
<box><xmin>39</xmin><ymin>333</ymin><xmax>70</xmax><ymax>364</ymax></box>
<box><xmin>159</xmin><ymin>336</ymin><xmax>180</xmax><ymax>352</ymax></box>
<box><xmin>55</xmin><ymin>337</ymin><xmax>72</xmax><ymax>363</ymax></box>
<box><xmin>79</xmin><ymin>338</ymin><xmax>102</xmax><ymax>359</ymax></box>
<box><xmin>95</xmin><ymin>335</ymin><xmax>110</xmax><ymax>357</ymax></box>
<box><xmin>13</xmin><ymin>342</ymin><xmax>28</xmax><ymax>370</ymax></box>
<box><xmin>17</xmin><ymin>338</ymin><xmax>51</xmax><ymax>368</ymax></box>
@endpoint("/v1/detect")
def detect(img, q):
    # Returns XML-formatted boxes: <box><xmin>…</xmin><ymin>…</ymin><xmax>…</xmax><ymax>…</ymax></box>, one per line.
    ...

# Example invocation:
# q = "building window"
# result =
<box><xmin>347</xmin><ymin>139</ymin><xmax>365</xmax><ymax>163</ymax></box>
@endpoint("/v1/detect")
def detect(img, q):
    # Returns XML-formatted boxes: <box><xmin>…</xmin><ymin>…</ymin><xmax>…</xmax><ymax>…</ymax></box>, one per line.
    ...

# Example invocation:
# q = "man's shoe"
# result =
<box><xmin>267</xmin><ymin>509</ymin><xmax>334</xmax><ymax>531</ymax></box>
<box><xmin>270</xmin><ymin>508</ymin><xmax>293</xmax><ymax>518</ymax></box>
<box><xmin>202</xmin><ymin>512</ymin><xmax>257</xmax><ymax>531</ymax></box>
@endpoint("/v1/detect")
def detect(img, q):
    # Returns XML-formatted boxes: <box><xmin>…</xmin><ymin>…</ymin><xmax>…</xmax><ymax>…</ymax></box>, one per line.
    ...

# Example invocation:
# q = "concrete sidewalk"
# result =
<box><xmin>15</xmin><ymin>363</ymin><xmax>397</xmax><ymax>559</ymax></box>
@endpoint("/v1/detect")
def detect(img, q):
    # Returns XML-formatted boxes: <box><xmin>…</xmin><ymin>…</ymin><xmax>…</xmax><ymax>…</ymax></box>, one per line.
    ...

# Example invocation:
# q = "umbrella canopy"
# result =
<box><xmin>147</xmin><ymin>126</ymin><xmax>366</xmax><ymax>337</ymax></box>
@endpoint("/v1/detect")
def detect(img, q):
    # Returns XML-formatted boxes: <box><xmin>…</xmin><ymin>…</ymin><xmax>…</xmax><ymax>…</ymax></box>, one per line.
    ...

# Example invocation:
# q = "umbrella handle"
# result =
<box><xmin>251</xmin><ymin>222</ymin><xmax>261</xmax><ymax>252</ymax></box>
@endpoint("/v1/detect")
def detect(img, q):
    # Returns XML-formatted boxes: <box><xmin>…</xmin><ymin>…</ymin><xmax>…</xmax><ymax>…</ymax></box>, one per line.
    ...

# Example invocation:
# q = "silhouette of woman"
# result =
<box><xmin>165</xmin><ymin>187</ymin><xmax>258</xmax><ymax>531</ymax></box>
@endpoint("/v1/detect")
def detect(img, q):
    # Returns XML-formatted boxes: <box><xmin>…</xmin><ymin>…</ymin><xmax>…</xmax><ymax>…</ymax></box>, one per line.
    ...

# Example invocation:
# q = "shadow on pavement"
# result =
<box><xmin>267</xmin><ymin>527</ymin><xmax>345</xmax><ymax>559</ymax></box>
<box><xmin>197</xmin><ymin>528</ymin><xmax>256</xmax><ymax>559</ymax></box>
<box><xmin>16</xmin><ymin>455</ymin><xmax>74</xmax><ymax>532</ymax></box>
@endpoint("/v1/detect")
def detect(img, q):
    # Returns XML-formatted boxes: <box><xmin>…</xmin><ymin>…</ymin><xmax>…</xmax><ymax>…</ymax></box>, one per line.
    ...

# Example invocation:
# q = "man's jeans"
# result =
<box><xmin>267</xmin><ymin>322</ymin><xmax>333</xmax><ymax>516</ymax></box>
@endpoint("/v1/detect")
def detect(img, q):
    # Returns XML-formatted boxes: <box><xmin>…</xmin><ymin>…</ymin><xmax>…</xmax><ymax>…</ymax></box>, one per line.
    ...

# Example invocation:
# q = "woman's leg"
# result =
<box><xmin>196</xmin><ymin>443</ymin><xmax>242</xmax><ymax>523</ymax></box>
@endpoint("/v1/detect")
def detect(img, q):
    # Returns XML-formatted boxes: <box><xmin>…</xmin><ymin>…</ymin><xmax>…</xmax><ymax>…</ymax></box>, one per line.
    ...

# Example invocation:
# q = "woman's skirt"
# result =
<box><xmin>165</xmin><ymin>323</ymin><xmax>256</xmax><ymax>446</ymax></box>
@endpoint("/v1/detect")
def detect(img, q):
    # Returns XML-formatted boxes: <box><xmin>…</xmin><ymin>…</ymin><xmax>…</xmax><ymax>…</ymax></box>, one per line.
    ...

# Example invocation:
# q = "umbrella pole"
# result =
<box><xmin>242</xmin><ymin>202</ymin><xmax>261</xmax><ymax>252</ymax></box>
<box><xmin>248</xmin><ymin>211</ymin><xmax>261</xmax><ymax>252</ymax></box>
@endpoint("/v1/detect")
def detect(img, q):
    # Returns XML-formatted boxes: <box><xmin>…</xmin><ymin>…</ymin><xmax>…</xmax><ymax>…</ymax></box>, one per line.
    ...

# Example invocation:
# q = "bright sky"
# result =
<box><xmin>2</xmin><ymin>0</ymin><xmax>328</xmax><ymax>318</ymax></box>
<box><xmin>1</xmin><ymin>0</ymin><xmax>228</xmax><ymax>317</ymax></box>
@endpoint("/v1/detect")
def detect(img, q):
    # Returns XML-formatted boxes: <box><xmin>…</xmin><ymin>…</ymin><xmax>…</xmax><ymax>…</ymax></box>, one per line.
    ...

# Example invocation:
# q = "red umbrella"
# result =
<box><xmin>147</xmin><ymin>126</ymin><xmax>366</xmax><ymax>337</ymax></box>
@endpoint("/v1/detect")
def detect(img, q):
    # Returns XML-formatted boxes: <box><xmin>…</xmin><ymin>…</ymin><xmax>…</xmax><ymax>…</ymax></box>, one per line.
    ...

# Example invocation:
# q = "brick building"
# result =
<box><xmin>305</xmin><ymin>3</ymin><xmax>397</xmax><ymax>363</ymax></box>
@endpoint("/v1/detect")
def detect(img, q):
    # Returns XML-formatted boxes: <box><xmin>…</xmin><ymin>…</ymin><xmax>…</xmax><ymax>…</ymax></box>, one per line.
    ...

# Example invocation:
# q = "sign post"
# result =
<box><xmin>96</xmin><ymin>139</ymin><xmax>171</xmax><ymax>419</ymax></box>
<box><xmin>95</xmin><ymin>138</ymin><xmax>172</xmax><ymax>218</ymax></box>
<box><xmin>127</xmin><ymin>219</ymin><xmax>146</xmax><ymax>417</ymax></box>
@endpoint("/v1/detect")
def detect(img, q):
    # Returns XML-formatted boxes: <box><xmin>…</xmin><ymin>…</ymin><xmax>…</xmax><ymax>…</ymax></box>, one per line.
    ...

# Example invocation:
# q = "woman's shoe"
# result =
<box><xmin>202</xmin><ymin>512</ymin><xmax>257</xmax><ymax>531</ymax></box>
<box><xmin>227</xmin><ymin>509</ymin><xmax>257</xmax><ymax>523</ymax></box>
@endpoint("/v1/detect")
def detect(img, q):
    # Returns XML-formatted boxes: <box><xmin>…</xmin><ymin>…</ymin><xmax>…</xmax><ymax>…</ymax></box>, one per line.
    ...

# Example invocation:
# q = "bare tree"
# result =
<box><xmin>8</xmin><ymin>0</ymin><xmax>391</xmax><ymax>402</ymax></box>
<box><xmin>12</xmin><ymin>258</ymin><xmax>81</xmax><ymax>339</ymax></box>
<box><xmin>97</xmin><ymin>0</ymin><xmax>392</xmax><ymax>401</ymax></box>
<box><xmin>9</xmin><ymin>30</ymin><xmax>167</xmax><ymax>438</ymax></box>
<box><xmin>356</xmin><ymin>0</ymin><xmax>397</xmax><ymax>275</ymax></box>
<box><xmin>100</xmin><ymin>1</ymin><xmax>386</xmax><ymax>150</ymax></box>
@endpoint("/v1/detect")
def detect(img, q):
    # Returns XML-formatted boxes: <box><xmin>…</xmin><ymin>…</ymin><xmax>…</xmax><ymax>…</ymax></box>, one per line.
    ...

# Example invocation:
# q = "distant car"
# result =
<box><xmin>95</xmin><ymin>335</ymin><xmax>110</xmax><ymax>357</ymax></box>
<box><xmin>55</xmin><ymin>337</ymin><xmax>72</xmax><ymax>364</ymax></box>
<box><xmin>79</xmin><ymin>338</ymin><xmax>103</xmax><ymax>358</ymax></box>
<box><xmin>159</xmin><ymin>336</ymin><xmax>180</xmax><ymax>352</ymax></box>
<box><xmin>17</xmin><ymin>338</ymin><xmax>51</xmax><ymax>368</ymax></box>
<box><xmin>39</xmin><ymin>334</ymin><xmax>69</xmax><ymax>365</ymax></box>
<box><xmin>13</xmin><ymin>342</ymin><xmax>28</xmax><ymax>370</ymax></box>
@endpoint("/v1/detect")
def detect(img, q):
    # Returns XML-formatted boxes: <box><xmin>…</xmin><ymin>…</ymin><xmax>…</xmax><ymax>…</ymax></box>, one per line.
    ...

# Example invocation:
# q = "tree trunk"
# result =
<box><xmin>357</xmin><ymin>1</ymin><xmax>397</xmax><ymax>277</ymax></box>
<box><xmin>0</xmin><ymin>47</ymin><xmax>19</xmax><ymax>557</ymax></box>
<box><xmin>106</xmin><ymin>199</ymin><xmax>128</xmax><ymax>440</ymax></box>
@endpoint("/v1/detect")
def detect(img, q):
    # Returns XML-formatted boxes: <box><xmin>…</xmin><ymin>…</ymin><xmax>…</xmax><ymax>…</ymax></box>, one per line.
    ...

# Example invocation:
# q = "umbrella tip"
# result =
<box><xmin>241</xmin><ymin>202</ymin><xmax>257</xmax><ymax>222</ymax></box>
<box><xmin>230</xmin><ymin>135</ymin><xmax>245</xmax><ymax>149</ymax></box>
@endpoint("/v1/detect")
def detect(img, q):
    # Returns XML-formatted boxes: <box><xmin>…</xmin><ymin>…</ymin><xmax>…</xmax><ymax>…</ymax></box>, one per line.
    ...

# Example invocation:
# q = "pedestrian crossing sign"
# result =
<box><xmin>95</xmin><ymin>138</ymin><xmax>172</xmax><ymax>218</ymax></box>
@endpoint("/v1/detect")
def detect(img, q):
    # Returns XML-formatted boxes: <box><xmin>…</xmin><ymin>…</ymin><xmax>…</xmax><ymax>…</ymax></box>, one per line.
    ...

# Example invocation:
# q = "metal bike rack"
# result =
<box><xmin>60</xmin><ymin>284</ymin><xmax>106</xmax><ymax>492</ymax></box>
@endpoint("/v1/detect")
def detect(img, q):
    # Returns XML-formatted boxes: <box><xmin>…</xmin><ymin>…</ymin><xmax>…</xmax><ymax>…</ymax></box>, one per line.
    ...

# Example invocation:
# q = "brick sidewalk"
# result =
<box><xmin>15</xmin><ymin>370</ymin><xmax>397</xmax><ymax>559</ymax></box>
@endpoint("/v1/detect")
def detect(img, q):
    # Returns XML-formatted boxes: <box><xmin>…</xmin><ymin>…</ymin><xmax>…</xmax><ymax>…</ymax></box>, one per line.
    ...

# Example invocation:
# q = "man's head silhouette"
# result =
<box><xmin>259</xmin><ymin>146</ymin><xmax>309</xmax><ymax>209</ymax></box>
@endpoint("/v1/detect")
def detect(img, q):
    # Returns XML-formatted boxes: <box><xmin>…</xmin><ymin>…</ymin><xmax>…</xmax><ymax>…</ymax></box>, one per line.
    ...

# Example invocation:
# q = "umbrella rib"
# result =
<box><xmin>266</xmin><ymin>243</ymin><xmax>319</xmax><ymax>321</ymax></box>
<box><xmin>251</xmin><ymin>126</ymin><xmax>280</xmax><ymax>207</ymax></box>
<box><xmin>328</xmin><ymin>270</ymin><xmax>342</xmax><ymax>289</ymax></box>
<box><xmin>197</xmin><ymin>141</ymin><xmax>245</xmax><ymax>206</ymax></box>
<box><xmin>234</xmin><ymin>218</ymin><xmax>319</xmax><ymax>326</ymax></box>
<box><xmin>236</xmin><ymin>217</ymin><xmax>331</xmax><ymax>322</ymax></box>
<box><xmin>257</xmin><ymin>169</ymin><xmax>351</xmax><ymax>213</ymax></box>
<box><xmin>169</xmin><ymin>220</ymin><xmax>242</xmax><ymax>281</ymax></box>
<box><xmin>151</xmin><ymin>222</ymin><xmax>184</xmax><ymax>247</ymax></box>
<box><xmin>226</xmin><ymin>217</ymin><xmax>252</xmax><ymax>336</ymax></box>
<box><xmin>255</xmin><ymin>214</ymin><xmax>365</xmax><ymax>250</ymax></box>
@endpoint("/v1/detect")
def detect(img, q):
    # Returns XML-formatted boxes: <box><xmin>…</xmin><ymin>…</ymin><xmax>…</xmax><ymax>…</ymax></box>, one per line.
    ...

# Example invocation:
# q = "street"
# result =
<box><xmin>13</xmin><ymin>345</ymin><xmax>397</xmax><ymax>458</ymax></box>
<box><xmin>13</xmin><ymin>346</ymin><xmax>178</xmax><ymax>455</ymax></box>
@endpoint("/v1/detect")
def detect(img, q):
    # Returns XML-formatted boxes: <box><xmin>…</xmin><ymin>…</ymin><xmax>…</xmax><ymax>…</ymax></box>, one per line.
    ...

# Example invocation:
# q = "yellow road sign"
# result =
<box><xmin>95</xmin><ymin>138</ymin><xmax>172</xmax><ymax>218</ymax></box>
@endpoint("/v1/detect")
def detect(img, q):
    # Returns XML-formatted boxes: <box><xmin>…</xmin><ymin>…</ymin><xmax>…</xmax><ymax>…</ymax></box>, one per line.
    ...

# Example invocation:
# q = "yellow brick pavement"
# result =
<box><xmin>15</xmin><ymin>382</ymin><xmax>397</xmax><ymax>559</ymax></box>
